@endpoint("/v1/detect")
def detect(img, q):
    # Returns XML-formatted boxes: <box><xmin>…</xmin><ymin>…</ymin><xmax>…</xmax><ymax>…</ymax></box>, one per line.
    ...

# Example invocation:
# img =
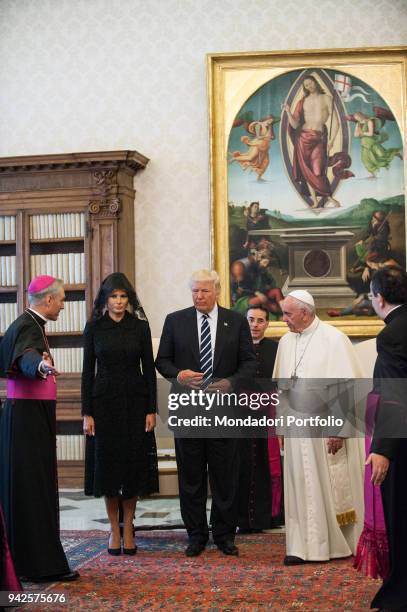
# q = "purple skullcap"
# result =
<box><xmin>27</xmin><ymin>275</ymin><xmax>56</xmax><ymax>295</ymax></box>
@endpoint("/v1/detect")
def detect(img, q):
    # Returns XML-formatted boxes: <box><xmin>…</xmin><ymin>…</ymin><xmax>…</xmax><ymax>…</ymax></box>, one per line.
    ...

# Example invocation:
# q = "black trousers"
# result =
<box><xmin>371</xmin><ymin>439</ymin><xmax>407</xmax><ymax>611</ymax></box>
<box><xmin>175</xmin><ymin>437</ymin><xmax>239</xmax><ymax>545</ymax></box>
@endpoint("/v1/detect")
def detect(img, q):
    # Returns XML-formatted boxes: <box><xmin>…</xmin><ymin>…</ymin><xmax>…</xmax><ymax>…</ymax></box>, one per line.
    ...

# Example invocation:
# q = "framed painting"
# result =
<box><xmin>208</xmin><ymin>47</ymin><xmax>407</xmax><ymax>337</ymax></box>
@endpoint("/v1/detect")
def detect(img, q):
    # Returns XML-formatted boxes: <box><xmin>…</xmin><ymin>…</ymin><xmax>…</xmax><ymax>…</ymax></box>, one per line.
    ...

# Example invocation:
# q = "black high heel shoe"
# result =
<box><xmin>107</xmin><ymin>532</ymin><xmax>121</xmax><ymax>556</ymax></box>
<box><xmin>122</xmin><ymin>529</ymin><xmax>137</xmax><ymax>555</ymax></box>
<box><xmin>122</xmin><ymin>544</ymin><xmax>137</xmax><ymax>555</ymax></box>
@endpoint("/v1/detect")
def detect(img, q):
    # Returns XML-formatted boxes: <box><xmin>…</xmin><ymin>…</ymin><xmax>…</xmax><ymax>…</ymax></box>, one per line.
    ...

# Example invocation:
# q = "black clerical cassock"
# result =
<box><xmin>237</xmin><ymin>337</ymin><xmax>283</xmax><ymax>530</ymax></box>
<box><xmin>0</xmin><ymin>310</ymin><xmax>70</xmax><ymax>579</ymax></box>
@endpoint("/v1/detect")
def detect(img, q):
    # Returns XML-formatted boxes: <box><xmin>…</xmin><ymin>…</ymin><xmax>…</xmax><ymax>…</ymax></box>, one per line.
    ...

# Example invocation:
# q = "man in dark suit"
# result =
<box><xmin>367</xmin><ymin>267</ymin><xmax>407</xmax><ymax>611</ymax></box>
<box><xmin>156</xmin><ymin>269</ymin><xmax>256</xmax><ymax>557</ymax></box>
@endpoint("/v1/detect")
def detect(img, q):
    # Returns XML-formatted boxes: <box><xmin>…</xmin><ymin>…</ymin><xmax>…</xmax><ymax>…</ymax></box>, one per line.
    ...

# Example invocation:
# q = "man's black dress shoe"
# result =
<box><xmin>217</xmin><ymin>540</ymin><xmax>239</xmax><ymax>556</ymax></box>
<box><xmin>185</xmin><ymin>542</ymin><xmax>205</xmax><ymax>557</ymax></box>
<box><xmin>284</xmin><ymin>555</ymin><xmax>306</xmax><ymax>566</ymax></box>
<box><xmin>22</xmin><ymin>570</ymin><xmax>80</xmax><ymax>583</ymax></box>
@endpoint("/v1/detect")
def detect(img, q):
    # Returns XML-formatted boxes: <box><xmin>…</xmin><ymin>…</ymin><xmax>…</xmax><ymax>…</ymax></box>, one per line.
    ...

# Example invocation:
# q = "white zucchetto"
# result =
<box><xmin>286</xmin><ymin>289</ymin><xmax>315</xmax><ymax>307</ymax></box>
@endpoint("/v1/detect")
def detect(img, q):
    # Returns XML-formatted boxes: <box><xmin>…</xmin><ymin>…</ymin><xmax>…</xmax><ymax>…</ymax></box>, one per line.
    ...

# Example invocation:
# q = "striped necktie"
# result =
<box><xmin>200</xmin><ymin>313</ymin><xmax>213</xmax><ymax>388</ymax></box>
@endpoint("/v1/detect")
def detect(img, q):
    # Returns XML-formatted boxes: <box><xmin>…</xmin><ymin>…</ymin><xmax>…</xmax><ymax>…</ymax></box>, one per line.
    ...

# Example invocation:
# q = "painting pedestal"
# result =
<box><xmin>256</xmin><ymin>226</ymin><xmax>358</xmax><ymax>308</ymax></box>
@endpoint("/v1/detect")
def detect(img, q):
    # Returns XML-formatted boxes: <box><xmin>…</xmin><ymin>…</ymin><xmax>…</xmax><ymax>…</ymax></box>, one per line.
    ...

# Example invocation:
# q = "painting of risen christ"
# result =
<box><xmin>225</xmin><ymin>63</ymin><xmax>404</xmax><ymax>322</ymax></box>
<box><xmin>281</xmin><ymin>69</ymin><xmax>353</xmax><ymax>210</ymax></box>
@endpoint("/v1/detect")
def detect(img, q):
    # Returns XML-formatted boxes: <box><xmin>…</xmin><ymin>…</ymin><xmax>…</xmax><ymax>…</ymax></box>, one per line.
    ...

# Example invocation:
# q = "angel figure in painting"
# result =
<box><xmin>229</xmin><ymin>114</ymin><xmax>278</xmax><ymax>181</ymax></box>
<box><xmin>350</xmin><ymin>108</ymin><xmax>403</xmax><ymax>178</ymax></box>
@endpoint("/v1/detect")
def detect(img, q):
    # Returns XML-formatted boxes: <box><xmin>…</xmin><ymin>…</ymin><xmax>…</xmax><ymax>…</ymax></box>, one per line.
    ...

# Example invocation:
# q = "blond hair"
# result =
<box><xmin>189</xmin><ymin>269</ymin><xmax>220</xmax><ymax>292</ymax></box>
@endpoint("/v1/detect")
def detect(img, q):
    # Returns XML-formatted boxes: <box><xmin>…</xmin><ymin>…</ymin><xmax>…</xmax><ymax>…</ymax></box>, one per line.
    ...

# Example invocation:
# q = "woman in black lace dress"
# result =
<box><xmin>82</xmin><ymin>273</ymin><xmax>158</xmax><ymax>555</ymax></box>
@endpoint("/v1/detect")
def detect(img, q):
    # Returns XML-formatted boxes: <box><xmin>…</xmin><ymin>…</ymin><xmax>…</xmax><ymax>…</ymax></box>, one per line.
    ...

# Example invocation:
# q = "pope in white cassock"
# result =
<box><xmin>273</xmin><ymin>290</ymin><xmax>364</xmax><ymax>565</ymax></box>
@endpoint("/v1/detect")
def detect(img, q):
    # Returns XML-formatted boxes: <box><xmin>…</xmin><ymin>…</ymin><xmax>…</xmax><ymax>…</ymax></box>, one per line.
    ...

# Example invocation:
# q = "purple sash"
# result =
<box><xmin>353</xmin><ymin>392</ymin><xmax>390</xmax><ymax>579</ymax></box>
<box><xmin>267</xmin><ymin>404</ymin><xmax>283</xmax><ymax>518</ymax></box>
<box><xmin>7</xmin><ymin>374</ymin><xmax>56</xmax><ymax>401</ymax></box>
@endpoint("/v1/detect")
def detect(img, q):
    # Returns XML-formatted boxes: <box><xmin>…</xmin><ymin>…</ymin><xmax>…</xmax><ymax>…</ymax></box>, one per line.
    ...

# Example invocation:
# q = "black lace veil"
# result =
<box><xmin>91</xmin><ymin>272</ymin><xmax>147</xmax><ymax>321</ymax></box>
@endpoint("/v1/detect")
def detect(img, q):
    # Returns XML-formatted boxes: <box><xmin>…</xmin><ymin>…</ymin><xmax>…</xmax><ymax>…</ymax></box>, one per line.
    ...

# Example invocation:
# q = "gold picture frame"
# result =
<box><xmin>208</xmin><ymin>46</ymin><xmax>407</xmax><ymax>338</ymax></box>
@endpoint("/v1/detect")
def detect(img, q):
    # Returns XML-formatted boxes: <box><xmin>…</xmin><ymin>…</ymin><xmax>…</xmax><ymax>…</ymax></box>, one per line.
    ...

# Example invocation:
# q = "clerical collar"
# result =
<box><xmin>252</xmin><ymin>337</ymin><xmax>265</xmax><ymax>345</ymax></box>
<box><xmin>386</xmin><ymin>304</ymin><xmax>402</xmax><ymax>317</ymax></box>
<box><xmin>384</xmin><ymin>303</ymin><xmax>406</xmax><ymax>324</ymax></box>
<box><xmin>26</xmin><ymin>307</ymin><xmax>47</xmax><ymax>325</ymax></box>
<box><xmin>297</xmin><ymin>315</ymin><xmax>319</xmax><ymax>337</ymax></box>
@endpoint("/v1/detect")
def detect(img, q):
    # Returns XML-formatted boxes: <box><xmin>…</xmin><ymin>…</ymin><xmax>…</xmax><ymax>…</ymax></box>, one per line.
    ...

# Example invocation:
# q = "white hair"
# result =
<box><xmin>283</xmin><ymin>296</ymin><xmax>316</xmax><ymax>315</ymax></box>
<box><xmin>28</xmin><ymin>278</ymin><xmax>64</xmax><ymax>305</ymax></box>
<box><xmin>189</xmin><ymin>269</ymin><xmax>220</xmax><ymax>292</ymax></box>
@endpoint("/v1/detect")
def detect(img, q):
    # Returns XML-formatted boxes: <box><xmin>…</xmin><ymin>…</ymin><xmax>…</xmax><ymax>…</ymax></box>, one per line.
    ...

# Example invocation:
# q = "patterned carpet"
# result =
<box><xmin>21</xmin><ymin>530</ymin><xmax>381</xmax><ymax>611</ymax></box>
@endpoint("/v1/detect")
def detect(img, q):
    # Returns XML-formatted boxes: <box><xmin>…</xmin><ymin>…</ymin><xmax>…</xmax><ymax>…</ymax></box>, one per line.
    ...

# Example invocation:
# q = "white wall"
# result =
<box><xmin>1</xmin><ymin>0</ymin><xmax>406</xmax><ymax>334</ymax></box>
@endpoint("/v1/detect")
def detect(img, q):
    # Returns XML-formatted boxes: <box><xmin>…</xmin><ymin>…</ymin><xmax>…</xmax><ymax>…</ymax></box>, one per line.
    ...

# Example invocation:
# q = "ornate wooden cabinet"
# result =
<box><xmin>0</xmin><ymin>150</ymin><xmax>149</xmax><ymax>485</ymax></box>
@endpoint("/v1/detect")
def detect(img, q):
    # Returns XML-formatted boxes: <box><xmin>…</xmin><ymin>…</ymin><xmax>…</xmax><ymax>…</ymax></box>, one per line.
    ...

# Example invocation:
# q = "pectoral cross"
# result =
<box><xmin>290</xmin><ymin>373</ymin><xmax>298</xmax><ymax>388</ymax></box>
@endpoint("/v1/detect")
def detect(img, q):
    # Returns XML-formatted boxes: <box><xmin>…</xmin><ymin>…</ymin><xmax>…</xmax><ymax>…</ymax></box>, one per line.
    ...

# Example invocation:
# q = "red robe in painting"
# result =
<box><xmin>290</xmin><ymin>97</ymin><xmax>332</xmax><ymax>197</ymax></box>
<box><xmin>289</xmin><ymin>96</ymin><xmax>353</xmax><ymax>201</ymax></box>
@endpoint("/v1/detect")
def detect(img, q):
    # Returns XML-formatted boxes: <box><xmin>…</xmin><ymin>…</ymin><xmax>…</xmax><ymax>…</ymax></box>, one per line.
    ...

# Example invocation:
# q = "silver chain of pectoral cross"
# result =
<box><xmin>291</xmin><ymin>320</ymin><xmax>320</xmax><ymax>380</ymax></box>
